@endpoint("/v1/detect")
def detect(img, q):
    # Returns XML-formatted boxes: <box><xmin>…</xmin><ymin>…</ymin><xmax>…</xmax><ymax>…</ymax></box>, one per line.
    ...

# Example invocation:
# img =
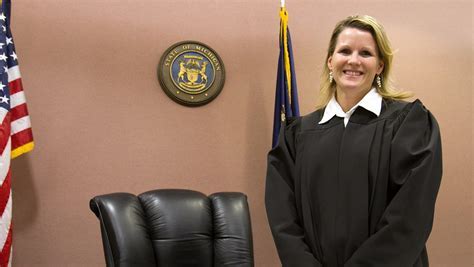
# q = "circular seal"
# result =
<box><xmin>158</xmin><ymin>41</ymin><xmax>225</xmax><ymax>106</ymax></box>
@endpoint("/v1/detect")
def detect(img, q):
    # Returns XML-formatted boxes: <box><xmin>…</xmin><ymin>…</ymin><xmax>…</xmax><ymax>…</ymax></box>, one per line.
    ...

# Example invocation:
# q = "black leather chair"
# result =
<box><xmin>90</xmin><ymin>189</ymin><xmax>254</xmax><ymax>267</ymax></box>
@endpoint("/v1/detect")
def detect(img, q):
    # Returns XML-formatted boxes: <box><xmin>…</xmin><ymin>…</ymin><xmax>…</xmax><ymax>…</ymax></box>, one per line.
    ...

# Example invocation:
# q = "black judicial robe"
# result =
<box><xmin>265</xmin><ymin>100</ymin><xmax>442</xmax><ymax>267</ymax></box>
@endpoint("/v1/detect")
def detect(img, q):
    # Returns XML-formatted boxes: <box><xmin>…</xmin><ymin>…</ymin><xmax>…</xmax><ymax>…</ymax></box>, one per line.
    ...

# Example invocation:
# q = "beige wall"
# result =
<box><xmin>10</xmin><ymin>0</ymin><xmax>472</xmax><ymax>266</ymax></box>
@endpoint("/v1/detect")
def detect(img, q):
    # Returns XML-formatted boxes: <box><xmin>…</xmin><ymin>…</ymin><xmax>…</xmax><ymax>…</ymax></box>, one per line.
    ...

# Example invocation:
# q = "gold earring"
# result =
<box><xmin>376</xmin><ymin>75</ymin><xmax>382</xmax><ymax>88</ymax></box>
<box><xmin>329</xmin><ymin>71</ymin><xmax>333</xmax><ymax>83</ymax></box>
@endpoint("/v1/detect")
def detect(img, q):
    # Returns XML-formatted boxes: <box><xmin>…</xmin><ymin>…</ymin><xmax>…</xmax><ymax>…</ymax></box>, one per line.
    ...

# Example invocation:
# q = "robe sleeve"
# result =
<box><xmin>265</xmin><ymin>119</ymin><xmax>323</xmax><ymax>267</ymax></box>
<box><xmin>344</xmin><ymin>100</ymin><xmax>442</xmax><ymax>267</ymax></box>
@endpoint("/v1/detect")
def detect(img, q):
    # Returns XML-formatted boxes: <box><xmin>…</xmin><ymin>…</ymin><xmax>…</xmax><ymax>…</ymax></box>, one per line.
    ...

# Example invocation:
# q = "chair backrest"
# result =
<box><xmin>90</xmin><ymin>189</ymin><xmax>254</xmax><ymax>267</ymax></box>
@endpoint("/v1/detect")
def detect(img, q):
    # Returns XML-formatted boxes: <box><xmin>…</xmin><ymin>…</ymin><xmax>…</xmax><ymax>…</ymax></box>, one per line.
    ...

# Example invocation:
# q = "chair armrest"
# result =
<box><xmin>210</xmin><ymin>192</ymin><xmax>254</xmax><ymax>267</ymax></box>
<box><xmin>90</xmin><ymin>193</ymin><xmax>156</xmax><ymax>267</ymax></box>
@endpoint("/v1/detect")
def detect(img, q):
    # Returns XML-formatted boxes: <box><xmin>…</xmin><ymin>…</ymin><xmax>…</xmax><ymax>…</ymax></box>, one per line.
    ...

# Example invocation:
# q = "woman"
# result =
<box><xmin>265</xmin><ymin>15</ymin><xmax>442</xmax><ymax>267</ymax></box>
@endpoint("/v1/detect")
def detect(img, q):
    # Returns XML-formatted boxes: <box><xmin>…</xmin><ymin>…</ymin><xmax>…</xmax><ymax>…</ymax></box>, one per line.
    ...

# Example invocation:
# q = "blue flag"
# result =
<box><xmin>272</xmin><ymin>7</ymin><xmax>300</xmax><ymax>148</ymax></box>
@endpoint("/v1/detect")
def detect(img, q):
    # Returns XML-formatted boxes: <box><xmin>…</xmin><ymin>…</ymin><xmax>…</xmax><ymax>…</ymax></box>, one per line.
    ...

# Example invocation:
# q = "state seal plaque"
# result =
<box><xmin>158</xmin><ymin>41</ymin><xmax>225</xmax><ymax>106</ymax></box>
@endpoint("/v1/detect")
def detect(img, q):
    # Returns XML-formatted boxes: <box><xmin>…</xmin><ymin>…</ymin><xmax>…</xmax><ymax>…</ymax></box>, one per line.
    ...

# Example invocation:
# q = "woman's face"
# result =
<box><xmin>328</xmin><ymin>27</ymin><xmax>384</xmax><ymax>96</ymax></box>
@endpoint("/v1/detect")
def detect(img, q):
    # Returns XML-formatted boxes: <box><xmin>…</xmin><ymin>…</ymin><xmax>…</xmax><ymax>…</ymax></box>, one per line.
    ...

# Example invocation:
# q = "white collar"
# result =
<box><xmin>319</xmin><ymin>88</ymin><xmax>382</xmax><ymax>125</ymax></box>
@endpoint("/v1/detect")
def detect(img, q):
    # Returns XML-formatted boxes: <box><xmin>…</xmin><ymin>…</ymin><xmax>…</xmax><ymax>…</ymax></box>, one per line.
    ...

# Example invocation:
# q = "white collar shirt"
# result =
<box><xmin>318</xmin><ymin>88</ymin><xmax>382</xmax><ymax>127</ymax></box>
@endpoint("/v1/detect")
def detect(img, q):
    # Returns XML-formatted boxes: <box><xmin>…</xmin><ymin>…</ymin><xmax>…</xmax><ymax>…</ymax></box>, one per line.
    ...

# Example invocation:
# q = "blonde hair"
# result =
<box><xmin>316</xmin><ymin>15</ymin><xmax>412</xmax><ymax>110</ymax></box>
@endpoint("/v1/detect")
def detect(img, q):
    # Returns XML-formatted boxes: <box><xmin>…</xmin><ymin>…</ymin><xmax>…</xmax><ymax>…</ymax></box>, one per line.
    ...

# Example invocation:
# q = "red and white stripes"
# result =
<box><xmin>0</xmin><ymin>65</ymin><xmax>33</xmax><ymax>267</ymax></box>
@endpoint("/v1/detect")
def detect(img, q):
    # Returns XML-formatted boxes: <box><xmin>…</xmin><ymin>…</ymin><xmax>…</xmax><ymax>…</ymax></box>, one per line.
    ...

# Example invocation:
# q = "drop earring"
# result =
<box><xmin>329</xmin><ymin>71</ymin><xmax>333</xmax><ymax>83</ymax></box>
<box><xmin>376</xmin><ymin>75</ymin><xmax>382</xmax><ymax>88</ymax></box>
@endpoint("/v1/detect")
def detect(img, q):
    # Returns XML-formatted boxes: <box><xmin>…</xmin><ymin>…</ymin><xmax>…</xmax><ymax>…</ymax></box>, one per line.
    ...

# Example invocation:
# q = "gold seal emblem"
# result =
<box><xmin>158</xmin><ymin>41</ymin><xmax>225</xmax><ymax>106</ymax></box>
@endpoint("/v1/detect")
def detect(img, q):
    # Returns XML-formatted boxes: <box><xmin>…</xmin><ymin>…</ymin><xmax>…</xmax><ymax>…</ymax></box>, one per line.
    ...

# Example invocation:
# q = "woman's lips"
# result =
<box><xmin>343</xmin><ymin>70</ymin><xmax>363</xmax><ymax>76</ymax></box>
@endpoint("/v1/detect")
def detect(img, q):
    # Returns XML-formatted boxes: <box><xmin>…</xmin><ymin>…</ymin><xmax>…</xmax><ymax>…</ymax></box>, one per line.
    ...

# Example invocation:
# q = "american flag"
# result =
<box><xmin>0</xmin><ymin>0</ymin><xmax>34</xmax><ymax>265</ymax></box>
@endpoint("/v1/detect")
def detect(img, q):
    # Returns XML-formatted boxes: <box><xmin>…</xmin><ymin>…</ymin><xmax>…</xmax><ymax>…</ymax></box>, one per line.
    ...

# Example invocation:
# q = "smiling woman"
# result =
<box><xmin>328</xmin><ymin>27</ymin><xmax>384</xmax><ymax>111</ymax></box>
<box><xmin>317</xmin><ymin>15</ymin><xmax>412</xmax><ymax>111</ymax></box>
<box><xmin>265</xmin><ymin>15</ymin><xmax>443</xmax><ymax>267</ymax></box>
